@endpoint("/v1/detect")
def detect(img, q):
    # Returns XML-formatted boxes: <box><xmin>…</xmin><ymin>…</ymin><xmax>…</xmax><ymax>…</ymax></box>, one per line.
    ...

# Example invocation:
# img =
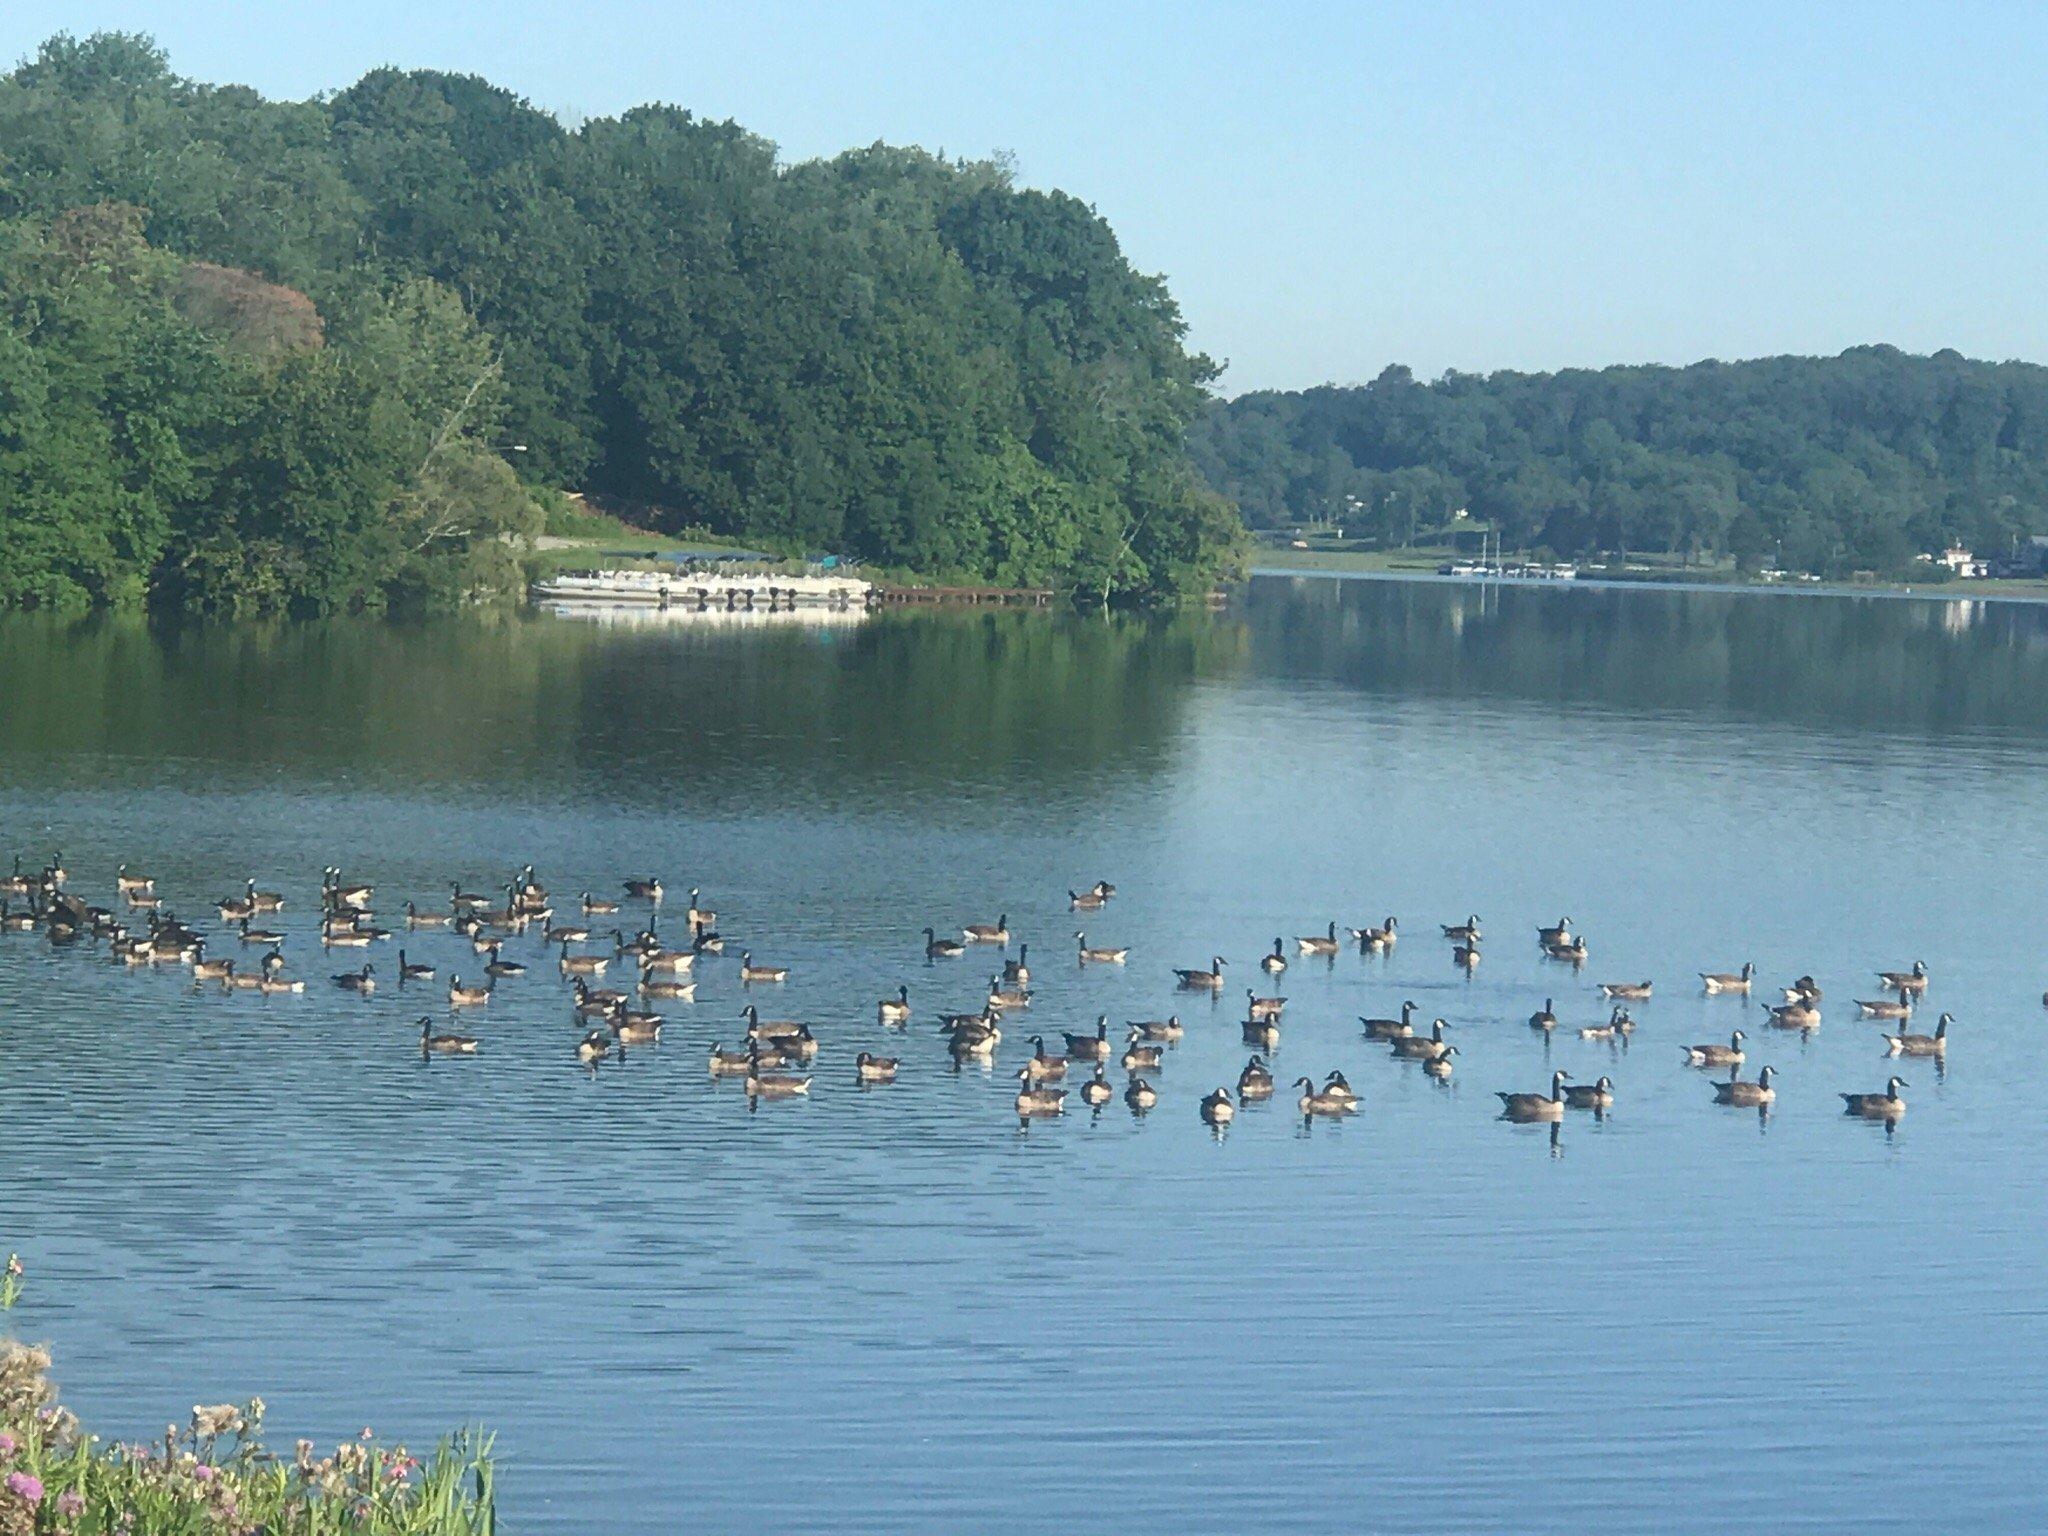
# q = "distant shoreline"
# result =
<box><xmin>1248</xmin><ymin>563</ymin><xmax>2048</xmax><ymax>609</ymax></box>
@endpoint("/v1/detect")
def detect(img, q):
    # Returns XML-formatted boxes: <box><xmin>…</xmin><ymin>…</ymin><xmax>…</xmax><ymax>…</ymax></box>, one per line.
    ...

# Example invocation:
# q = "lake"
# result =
<box><xmin>5</xmin><ymin>573</ymin><xmax>2048</xmax><ymax>1533</ymax></box>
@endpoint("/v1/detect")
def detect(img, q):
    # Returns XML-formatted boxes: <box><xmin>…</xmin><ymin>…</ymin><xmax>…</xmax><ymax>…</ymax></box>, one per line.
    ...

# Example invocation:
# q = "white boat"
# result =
<box><xmin>532</xmin><ymin>568</ymin><xmax>872</xmax><ymax>609</ymax></box>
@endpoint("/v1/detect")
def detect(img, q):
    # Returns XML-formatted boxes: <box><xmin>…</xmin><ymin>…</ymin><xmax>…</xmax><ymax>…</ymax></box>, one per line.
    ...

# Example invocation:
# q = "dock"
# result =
<box><xmin>871</xmin><ymin>584</ymin><xmax>1056</xmax><ymax>607</ymax></box>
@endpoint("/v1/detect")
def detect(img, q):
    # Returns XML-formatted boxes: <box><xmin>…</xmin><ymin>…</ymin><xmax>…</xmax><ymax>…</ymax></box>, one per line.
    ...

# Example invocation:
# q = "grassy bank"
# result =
<box><xmin>0</xmin><ymin>1255</ymin><xmax>495</xmax><ymax>1536</ymax></box>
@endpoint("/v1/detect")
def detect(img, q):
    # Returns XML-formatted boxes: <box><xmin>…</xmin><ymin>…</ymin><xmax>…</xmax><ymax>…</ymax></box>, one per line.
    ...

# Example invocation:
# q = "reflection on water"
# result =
<box><xmin>5</xmin><ymin>575</ymin><xmax>2048</xmax><ymax>1534</ymax></box>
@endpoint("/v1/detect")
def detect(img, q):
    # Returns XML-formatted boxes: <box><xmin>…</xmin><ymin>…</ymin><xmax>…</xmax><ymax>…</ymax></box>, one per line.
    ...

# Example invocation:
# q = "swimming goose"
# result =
<box><xmin>1237</xmin><ymin>1055</ymin><xmax>1276</xmax><ymax>1099</ymax></box>
<box><xmin>576</xmin><ymin>1030</ymin><xmax>614</xmax><ymax>1064</ymax></box>
<box><xmin>1389</xmin><ymin>1018</ymin><xmax>1452</xmax><ymax>1061</ymax></box>
<box><xmin>1577</xmin><ymin>1010</ymin><xmax>1624</xmax><ymax>1041</ymax></box>
<box><xmin>420</xmin><ymin>1018</ymin><xmax>479</xmax><ymax>1054</ymax></box>
<box><xmin>963</xmin><ymin>914</ymin><xmax>1009</xmax><ymax>945</ymax></box>
<box><xmin>542</xmin><ymin>920</ymin><xmax>592</xmax><ymax>946</ymax></box>
<box><xmin>739</xmin><ymin>952</ymin><xmax>788</xmax><ymax>983</ymax></box>
<box><xmin>1781</xmin><ymin>975</ymin><xmax>1823</xmax><ymax>1004</ymax></box>
<box><xmin>1122</xmin><ymin>1075</ymin><xmax>1157</xmax><ymax>1112</ymax></box>
<box><xmin>405</xmin><ymin>902</ymin><xmax>451</xmax><ymax>929</ymax></box>
<box><xmin>216</xmin><ymin>891</ymin><xmax>257</xmax><ymax>922</ymax></box>
<box><xmin>1683</xmin><ymin>1030</ymin><xmax>1745</xmax><ymax>1067</ymax></box>
<box><xmin>1075</xmin><ymin>932</ymin><xmax>1129</xmax><ymax>964</ymax></box>
<box><xmin>1016</xmin><ymin>1070</ymin><xmax>1067</xmax><ymax>1116</ymax></box>
<box><xmin>1200</xmin><ymin>1088</ymin><xmax>1235</xmax><ymax>1125</ymax></box>
<box><xmin>1452</xmin><ymin>942</ymin><xmax>1481</xmax><ymax>969</ymax></box>
<box><xmin>707</xmin><ymin>1042</ymin><xmax>757</xmax><ymax>1075</ymax></box>
<box><xmin>878</xmin><ymin>985</ymin><xmax>912</xmax><ymax>1024</ymax></box>
<box><xmin>639</xmin><ymin>970</ymin><xmax>696</xmax><ymax>1000</ymax></box>
<box><xmin>572</xmin><ymin>978</ymin><xmax>626</xmax><ymax>1015</ymax></box>
<box><xmin>246</xmin><ymin>879</ymin><xmax>285</xmax><ymax>912</ymax></box>
<box><xmin>1876</xmin><ymin>961</ymin><xmax>1929</xmax><ymax>995</ymax></box>
<box><xmin>1351</xmin><ymin>916</ymin><xmax>1398</xmax><ymax>949</ymax></box>
<box><xmin>1841</xmin><ymin>1077</ymin><xmax>1908</xmax><ymax>1119</ymax></box>
<box><xmin>1423</xmin><ymin>1045</ymin><xmax>1459</xmax><ymax>1079</ymax></box>
<box><xmin>1884</xmin><ymin>1013</ymin><xmax>1951</xmax><ymax>1057</ymax></box>
<box><xmin>855</xmin><ymin>1052</ymin><xmax>898</xmax><ymax>1083</ymax></box>
<box><xmin>1241</xmin><ymin>1016</ymin><xmax>1281</xmax><ymax>1050</ymax></box>
<box><xmin>987</xmin><ymin>976</ymin><xmax>1032</xmax><ymax>1011</ymax></box>
<box><xmin>123</xmin><ymin>886</ymin><xmax>161</xmax><ymax>909</ymax></box>
<box><xmin>1564</xmin><ymin>1076</ymin><xmax>1615</xmax><ymax>1110</ymax></box>
<box><xmin>1296</xmin><ymin>1077</ymin><xmax>1355</xmax><ymax>1115</ymax></box>
<box><xmin>740</xmin><ymin>1004</ymin><xmax>808</xmax><ymax>1043</ymax></box>
<box><xmin>1498</xmin><ymin>1070</ymin><xmax>1571</xmax><ymax>1122</ymax></box>
<box><xmin>1441</xmin><ymin>915</ymin><xmax>1481</xmax><ymax>943</ymax></box>
<box><xmin>115</xmin><ymin>864</ymin><xmax>154</xmax><ymax>895</ymax></box>
<box><xmin>622</xmin><ymin>877</ymin><xmax>663</xmax><ymax>902</ymax></box>
<box><xmin>0</xmin><ymin>902</ymin><xmax>34</xmax><ymax>932</ymax></box>
<box><xmin>690</xmin><ymin>921</ymin><xmax>725</xmax><ymax>955</ymax></box>
<box><xmin>1527</xmin><ymin>998</ymin><xmax>1557</xmax><ymax>1032</ymax></box>
<box><xmin>1069</xmin><ymin>887</ymin><xmax>1108</xmax><ymax>912</ymax></box>
<box><xmin>1543</xmin><ymin>936</ymin><xmax>1588</xmax><ymax>963</ymax></box>
<box><xmin>332</xmin><ymin>964</ymin><xmax>375</xmax><ymax>993</ymax></box>
<box><xmin>1700</xmin><ymin>963</ymin><xmax>1755</xmax><ymax>994</ymax></box>
<box><xmin>559</xmin><ymin>943</ymin><xmax>608</xmax><ymax>977</ymax></box>
<box><xmin>1535</xmin><ymin>917</ymin><xmax>1573</xmax><ymax>946</ymax></box>
<box><xmin>1023</xmin><ymin>1037</ymin><xmax>1070</xmax><ymax>1082</ymax></box>
<box><xmin>396</xmin><ymin>951</ymin><xmax>436</xmax><ymax>982</ymax></box>
<box><xmin>0</xmin><ymin>858</ymin><xmax>30</xmax><ymax>897</ymax></box>
<box><xmin>326</xmin><ymin>871</ymin><xmax>374</xmax><ymax>909</ymax></box>
<box><xmin>581</xmin><ymin>891</ymin><xmax>620</xmax><ymax>915</ymax></box>
<box><xmin>1261</xmin><ymin>938</ymin><xmax>1289</xmax><ymax>973</ymax></box>
<box><xmin>1080</xmin><ymin>1070</ymin><xmax>1113</xmax><ymax>1106</ymax></box>
<box><xmin>483</xmin><ymin>943</ymin><xmax>526</xmax><ymax>978</ymax></box>
<box><xmin>1712</xmin><ymin>1065</ymin><xmax>1776</xmax><ymax>1107</ymax></box>
<box><xmin>1764</xmin><ymin>999</ymin><xmax>1822</xmax><ymax>1031</ymax></box>
<box><xmin>1175</xmin><ymin>957</ymin><xmax>1228</xmax><ymax>989</ymax></box>
<box><xmin>637</xmin><ymin>944</ymin><xmax>694</xmax><ymax>974</ymax></box>
<box><xmin>948</xmin><ymin>1016</ymin><xmax>1002</xmax><ymax>1059</ymax></box>
<box><xmin>609</xmin><ymin>1006</ymin><xmax>663</xmax><ymax>1045</ymax></box>
<box><xmin>1246</xmin><ymin>990</ymin><xmax>1286</xmax><ymax>1023</ymax></box>
<box><xmin>1320</xmin><ymin>1070</ymin><xmax>1357</xmax><ymax>1103</ymax></box>
<box><xmin>256</xmin><ymin>974</ymin><xmax>305</xmax><ymax>995</ymax></box>
<box><xmin>1002</xmin><ymin>945</ymin><xmax>1031</xmax><ymax>986</ymax></box>
<box><xmin>924</xmin><ymin>927</ymin><xmax>967</xmax><ymax>959</ymax></box>
<box><xmin>1855</xmin><ymin>992</ymin><xmax>1913</xmax><ymax>1020</ymax></box>
<box><xmin>1599</xmin><ymin>980</ymin><xmax>1651</xmax><ymax>1000</ymax></box>
<box><xmin>1121</xmin><ymin>1030</ymin><xmax>1163</xmax><ymax>1071</ymax></box>
<box><xmin>447</xmin><ymin>974</ymin><xmax>493</xmax><ymax>1007</ymax></box>
<box><xmin>191</xmin><ymin>950</ymin><xmax>234</xmax><ymax>983</ymax></box>
<box><xmin>684</xmin><ymin>890</ymin><xmax>717</xmax><ymax>927</ymax></box>
<box><xmin>1130</xmin><ymin>1015</ymin><xmax>1183</xmax><ymax>1042</ymax></box>
<box><xmin>746</xmin><ymin>1051</ymin><xmax>812</xmax><ymax>1099</ymax></box>
<box><xmin>1064</xmin><ymin>1019</ymin><xmax>1112</xmax><ymax>1060</ymax></box>
<box><xmin>1296</xmin><ymin>922</ymin><xmax>1341</xmax><ymax>956</ymax></box>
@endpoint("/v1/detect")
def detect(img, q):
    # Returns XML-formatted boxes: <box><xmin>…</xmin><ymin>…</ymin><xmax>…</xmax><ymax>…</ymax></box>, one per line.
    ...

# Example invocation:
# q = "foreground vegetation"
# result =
<box><xmin>1192</xmin><ymin>349</ymin><xmax>2048</xmax><ymax>578</ymax></box>
<box><xmin>0</xmin><ymin>1256</ymin><xmax>495</xmax><ymax>1535</ymax></box>
<box><xmin>0</xmin><ymin>32</ymin><xmax>1243</xmax><ymax>612</ymax></box>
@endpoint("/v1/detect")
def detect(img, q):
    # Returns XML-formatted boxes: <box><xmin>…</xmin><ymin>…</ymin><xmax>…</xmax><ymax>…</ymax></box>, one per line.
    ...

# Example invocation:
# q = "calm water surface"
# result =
<box><xmin>5</xmin><ymin>575</ymin><xmax>2048</xmax><ymax>1532</ymax></box>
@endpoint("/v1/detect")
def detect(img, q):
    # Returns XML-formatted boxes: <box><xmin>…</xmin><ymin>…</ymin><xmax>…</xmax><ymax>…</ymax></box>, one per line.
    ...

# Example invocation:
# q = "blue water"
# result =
<box><xmin>4</xmin><ymin>576</ymin><xmax>2047</xmax><ymax>1532</ymax></box>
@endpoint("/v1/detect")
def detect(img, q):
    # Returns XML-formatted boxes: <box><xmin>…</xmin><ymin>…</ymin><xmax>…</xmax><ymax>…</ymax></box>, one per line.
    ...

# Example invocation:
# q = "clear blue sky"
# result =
<box><xmin>6</xmin><ymin>1</ymin><xmax>2045</xmax><ymax>393</ymax></box>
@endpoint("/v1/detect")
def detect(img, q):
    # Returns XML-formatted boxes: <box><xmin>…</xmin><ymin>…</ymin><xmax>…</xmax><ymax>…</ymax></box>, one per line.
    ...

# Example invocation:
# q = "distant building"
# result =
<box><xmin>1919</xmin><ymin>545</ymin><xmax>1990</xmax><ymax>578</ymax></box>
<box><xmin>1994</xmin><ymin>535</ymin><xmax>2048</xmax><ymax>579</ymax></box>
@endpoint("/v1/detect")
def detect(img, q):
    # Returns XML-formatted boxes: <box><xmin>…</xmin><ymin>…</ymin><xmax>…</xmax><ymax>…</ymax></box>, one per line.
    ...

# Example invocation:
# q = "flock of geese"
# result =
<box><xmin>0</xmin><ymin>854</ymin><xmax>1974</xmax><ymax>1132</ymax></box>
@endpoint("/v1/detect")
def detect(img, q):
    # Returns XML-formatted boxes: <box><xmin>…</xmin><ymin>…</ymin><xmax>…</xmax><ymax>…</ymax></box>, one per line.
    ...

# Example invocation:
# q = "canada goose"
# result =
<box><xmin>741</xmin><ymin>1004</ymin><xmax>806</xmax><ymax>1042</ymax></box>
<box><xmin>332</xmin><ymin>964</ymin><xmax>375</xmax><ymax>993</ymax></box>
<box><xmin>921</xmin><ymin>926</ymin><xmax>966</xmax><ymax>959</ymax></box>
<box><xmin>322</xmin><ymin>921</ymin><xmax>374</xmax><ymax>948</ymax></box>
<box><xmin>1262</xmin><ymin>938</ymin><xmax>1289</xmax><ymax>973</ymax></box>
<box><xmin>746</xmin><ymin>1052</ymin><xmax>813</xmax><ymax>1099</ymax></box>
<box><xmin>542</xmin><ymin>920</ymin><xmax>592</xmax><ymax>946</ymax></box>
<box><xmin>191</xmin><ymin>951</ymin><xmax>233</xmax><ymax>982</ymax></box>
<box><xmin>1764</xmin><ymin>1000</ymin><xmax>1822</xmax><ymax>1031</ymax></box>
<box><xmin>1069</xmin><ymin>887</ymin><xmax>1108</xmax><ymax>912</ymax></box>
<box><xmin>234</xmin><ymin>917</ymin><xmax>283</xmax><ymax>946</ymax></box>
<box><xmin>1527</xmin><ymin>998</ymin><xmax>1557</xmax><ymax>1032</ymax></box>
<box><xmin>708</xmin><ymin>1042</ymin><xmax>757</xmax><ymax>1074</ymax></box>
<box><xmin>256</xmin><ymin>975</ymin><xmax>305</xmax><ymax>995</ymax></box>
<box><xmin>854</xmin><ymin>1051</ymin><xmax>898</xmax><ymax>1083</ymax></box>
<box><xmin>1065</xmin><ymin>1018</ymin><xmax>1112</xmax><ymax>1060</ymax></box>
<box><xmin>123</xmin><ymin>887</ymin><xmax>161</xmax><ymax>909</ymax></box>
<box><xmin>225</xmin><ymin>967</ymin><xmax>265</xmax><ymax>988</ymax></box>
<box><xmin>1003</xmin><ymin>945</ymin><xmax>1031</xmax><ymax>985</ymax></box>
<box><xmin>1498</xmin><ymin>1070</ymin><xmax>1571</xmax><ymax>1122</ymax></box>
<box><xmin>1242</xmin><ymin>1017</ymin><xmax>1280</xmax><ymax>1050</ymax></box>
<box><xmin>41</xmin><ymin>852</ymin><xmax>65</xmax><ymax>889</ymax></box>
<box><xmin>326</xmin><ymin>870</ymin><xmax>373</xmax><ymax>909</ymax></box>
<box><xmin>1441</xmin><ymin>915</ymin><xmax>1481</xmax><ymax>943</ymax></box>
<box><xmin>1174</xmin><ymin>957</ymin><xmax>1227</xmax><ymax>990</ymax></box>
<box><xmin>1122</xmin><ymin>1075</ymin><xmax>1157</xmax><ymax>1112</ymax></box>
<box><xmin>612</xmin><ymin>928</ymin><xmax>658</xmax><ymax>960</ymax></box>
<box><xmin>1856</xmin><ymin>992</ymin><xmax>1913</xmax><ymax>1020</ymax></box>
<box><xmin>1296</xmin><ymin>1077</ymin><xmax>1355</xmax><ymax>1115</ymax></box>
<box><xmin>739</xmin><ymin>952</ymin><xmax>788</xmax><ymax>983</ymax></box>
<box><xmin>1577</xmin><ymin>1012</ymin><xmax>1622</xmax><ymax>1041</ymax></box>
<box><xmin>1535</xmin><ymin>916</ymin><xmax>1572</xmax><ymax>946</ymax></box>
<box><xmin>1357</xmin><ymin>999</ymin><xmax>1419</xmax><ymax>1041</ymax></box>
<box><xmin>572</xmin><ymin>978</ymin><xmax>626</xmax><ymax>1015</ymax></box>
<box><xmin>260</xmin><ymin>947</ymin><xmax>286</xmax><ymax>977</ymax></box>
<box><xmin>1841</xmin><ymin>1077</ymin><xmax>1908</xmax><ymax>1119</ymax></box>
<box><xmin>1075</xmin><ymin>932</ymin><xmax>1128</xmax><ymax>964</ymax></box>
<box><xmin>1130</xmin><ymin>1015</ymin><xmax>1183</xmax><ymax>1042</ymax></box>
<box><xmin>1121</xmin><ymin>1030</ymin><xmax>1163</xmax><ymax>1071</ymax></box>
<box><xmin>558</xmin><ymin>943</ymin><xmax>608</xmax><ymax>977</ymax></box>
<box><xmin>1351</xmin><ymin>916</ymin><xmax>1398</xmax><ymax>949</ymax></box>
<box><xmin>115</xmin><ymin>863</ymin><xmax>154</xmax><ymax>895</ymax></box>
<box><xmin>1564</xmin><ymin>1075</ymin><xmax>1615</xmax><ymax>1110</ymax></box>
<box><xmin>939</xmin><ymin>1000</ymin><xmax>999</xmax><ymax>1032</ymax></box>
<box><xmin>1452</xmin><ymin>942</ymin><xmax>1481</xmax><ymax>969</ymax></box>
<box><xmin>1700</xmin><ymin>963</ymin><xmax>1755</xmax><ymax>994</ymax></box>
<box><xmin>0</xmin><ymin>902</ymin><xmax>34</xmax><ymax>932</ymax></box>
<box><xmin>1876</xmin><ymin>961</ymin><xmax>1929</xmax><ymax>994</ymax></box>
<box><xmin>1201</xmin><ymin>1088</ymin><xmax>1235</xmax><ymax>1124</ymax></box>
<box><xmin>1017</xmin><ymin>1069</ymin><xmax>1067</xmax><ymax>1116</ymax></box>
<box><xmin>1781</xmin><ymin>975</ymin><xmax>1823</xmax><ymax>1003</ymax></box>
<box><xmin>1543</xmin><ymin>936</ymin><xmax>1588</xmax><ymax>963</ymax></box>
<box><xmin>1683</xmin><ymin>1030</ymin><xmax>1746</xmax><ymax>1067</ymax></box>
<box><xmin>1023</xmin><ymin>1036</ymin><xmax>1070</xmax><ymax>1082</ymax></box>
<box><xmin>623</xmin><ymin>877</ymin><xmax>663</xmax><ymax>902</ymax></box>
<box><xmin>1884</xmin><ymin>1013</ymin><xmax>1951</xmax><ymax>1057</ymax></box>
<box><xmin>1080</xmin><ymin>1070</ymin><xmax>1113</xmax><ymax>1105</ymax></box>
<box><xmin>416</xmin><ymin>1017</ymin><xmax>478</xmax><ymax>1055</ymax></box>
<box><xmin>576</xmin><ymin>1030</ymin><xmax>614</xmax><ymax>1064</ymax></box>
<box><xmin>690</xmin><ymin>922</ymin><xmax>725</xmax><ymax>955</ymax></box>
<box><xmin>1423</xmin><ymin>1045</ymin><xmax>1459</xmax><ymax>1079</ymax></box>
<box><xmin>987</xmin><ymin>977</ymin><xmax>1032</xmax><ymax>1011</ymax></box>
<box><xmin>609</xmin><ymin>1008</ymin><xmax>663</xmax><ymax>1045</ymax></box>
<box><xmin>393</xmin><ymin>950</ymin><xmax>435</xmax><ymax>982</ymax></box>
<box><xmin>484</xmin><ymin>944</ymin><xmax>527</xmax><ymax>978</ymax></box>
<box><xmin>405</xmin><ymin>902</ymin><xmax>450</xmax><ymax>929</ymax></box>
<box><xmin>1712</xmin><ymin>1065</ymin><xmax>1776</xmax><ymax>1107</ymax></box>
<box><xmin>1599</xmin><ymin>980</ymin><xmax>1651</xmax><ymax>1000</ymax></box>
<box><xmin>1389</xmin><ymin>1018</ymin><xmax>1452</xmax><ymax>1061</ymax></box>
<box><xmin>1320</xmin><ymin>1070</ymin><xmax>1357</xmax><ymax>1103</ymax></box>
<box><xmin>637</xmin><ymin>944</ymin><xmax>694</xmax><ymax>974</ymax></box>
<box><xmin>1296</xmin><ymin>921</ymin><xmax>1340</xmax><ymax>956</ymax></box>
<box><xmin>963</xmin><ymin>914</ymin><xmax>1009</xmax><ymax>945</ymax></box>
<box><xmin>447</xmin><ymin>974</ymin><xmax>492</xmax><ymax>1007</ymax></box>
<box><xmin>1238</xmin><ymin>1055</ymin><xmax>1276</xmax><ymax>1099</ymax></box>
<box><xmin>246</xmin><ymin>879</ymin><xmax>284</xmax><ymax>913</ymax></box>
<box><xmin>676</xmin><ymin>889</ymin><xmax>714</xmax><ymax>926</ymax></box>
<box><xmin>217</xmin><ymin>892</ymin><xmax>257</xmax><ymax>922</ymax></box>
<box><xmin>581</xmin><ymin>891</ymin><xmax>619</xmax><ymax>915</ymax></box>
<box><xmin>638</xmin><ymin>971</ymin><xmax>696</xmax><ymax>1000</ymax></box>
<box><xmin>0</xmin><ymin>858</ymin><xmax>27</xmax><ymax>898</ymax></box>
<box><xmin>1247</xmin><ymin>990</ymin><xmax>1286</xmax><ymax>1023</ymax></box>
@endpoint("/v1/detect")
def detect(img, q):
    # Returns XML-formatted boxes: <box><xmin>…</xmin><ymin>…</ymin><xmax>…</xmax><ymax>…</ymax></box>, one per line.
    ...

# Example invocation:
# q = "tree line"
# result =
<box><xmin>1190</xmin><ymin>349</ymin><xmax>2048</xmax><ymax>575</ymax></box>
<box><xmin>0</xmin><ymin>32</ymin><xmax>1242</xmax><ymax>611</ymax></box>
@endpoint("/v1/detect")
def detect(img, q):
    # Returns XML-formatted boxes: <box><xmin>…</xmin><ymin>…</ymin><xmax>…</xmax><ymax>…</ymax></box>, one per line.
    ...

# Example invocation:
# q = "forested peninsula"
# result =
<box><xmin>1192</xmin><ymin>351</ymin><xmax>2048</xmax><ymax>576</ymax></box>
<box><xmin>0</xmin><ymin>33</ymin><xmax>1242</xmax><ymax>611</ymax></box>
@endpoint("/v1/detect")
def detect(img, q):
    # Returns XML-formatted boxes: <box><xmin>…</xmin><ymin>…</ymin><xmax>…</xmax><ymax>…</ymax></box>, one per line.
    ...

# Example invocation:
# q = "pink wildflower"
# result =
<box><xmin>0</xmin><ymin>1431</ymin><xmax>14</xmax><ymax>1457</ymax></box>
<box><xmin>191</xmin><ymin>1464</ymin><xmax>216</xmax><ymax>1483</ymax></box>
<box><xmin>4</xmin><ymin>1471</ymin><xmax>43</xmax><ymax>1506</ymax></box>
<box><xmin>56</xmin><ymin>1491</ymin><xmax>84</xmax><ymax>1518</ymax></box>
